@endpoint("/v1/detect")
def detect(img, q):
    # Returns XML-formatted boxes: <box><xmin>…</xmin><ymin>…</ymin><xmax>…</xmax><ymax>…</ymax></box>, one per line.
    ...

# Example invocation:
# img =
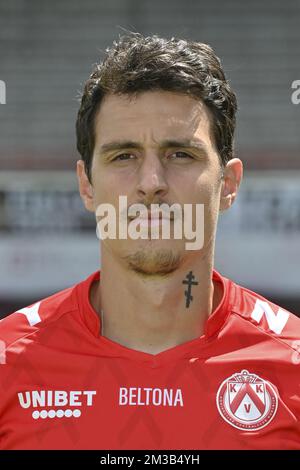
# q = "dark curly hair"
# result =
<box><xmin>76</xmin><ymin>32</ymin><xmax>237</xmax><ymax>182</ymax></box>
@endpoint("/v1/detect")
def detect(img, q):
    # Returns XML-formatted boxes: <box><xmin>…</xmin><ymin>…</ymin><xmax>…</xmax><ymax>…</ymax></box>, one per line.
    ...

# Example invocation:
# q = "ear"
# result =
<box><xmin>76</xmin><ymin>160</ymin><xmax>95</xmax><ymax>213</ymax></box>
<box><xmin>219</xmin><ymin>158</ymin><xmax>243</xmax><ymax>213</ymax></box>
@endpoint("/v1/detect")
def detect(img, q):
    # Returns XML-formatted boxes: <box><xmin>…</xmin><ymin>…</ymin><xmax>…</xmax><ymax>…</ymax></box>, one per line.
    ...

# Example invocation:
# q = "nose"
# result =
<box><xmin>136</xmin><ymin>153</ymin><xmax>169</xmax><ymax>201</ymax></box>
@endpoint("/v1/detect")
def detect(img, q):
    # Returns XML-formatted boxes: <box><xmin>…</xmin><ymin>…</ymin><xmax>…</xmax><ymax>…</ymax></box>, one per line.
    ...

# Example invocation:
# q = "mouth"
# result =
<box><xmin>128</xmin><ymin>211</ymin><xmax>175</xmax><ymax>224</ymax></box>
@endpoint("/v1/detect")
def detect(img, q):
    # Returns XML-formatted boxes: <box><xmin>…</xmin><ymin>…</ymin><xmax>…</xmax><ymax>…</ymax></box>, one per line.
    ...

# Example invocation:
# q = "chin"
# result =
<box><xmin>121</xmin><ymin>244</ymin><xmax>184</xmax><ymax>277</ymax></box>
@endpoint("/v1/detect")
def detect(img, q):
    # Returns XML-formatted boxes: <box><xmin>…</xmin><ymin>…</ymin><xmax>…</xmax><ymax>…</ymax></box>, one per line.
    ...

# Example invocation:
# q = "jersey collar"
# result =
<box><xmin>76</xmin><ymin>268</ymin><xmax>232</xmax><ymax>363</ymax></box>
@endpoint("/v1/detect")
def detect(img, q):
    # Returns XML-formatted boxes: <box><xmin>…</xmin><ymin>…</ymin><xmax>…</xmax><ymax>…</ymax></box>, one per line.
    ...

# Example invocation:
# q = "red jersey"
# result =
<box><xmin>0</xmin><ymin>269</ymin><xmax>299</xmax><ymax>450</ymax></box>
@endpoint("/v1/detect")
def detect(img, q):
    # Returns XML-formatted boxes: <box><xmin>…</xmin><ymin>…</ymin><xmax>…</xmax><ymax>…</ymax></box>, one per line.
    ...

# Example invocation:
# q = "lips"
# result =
<box><xmin>128</xmin><ymin>211</ymin><xmax>174</xmax><ymax>222</ymax></box>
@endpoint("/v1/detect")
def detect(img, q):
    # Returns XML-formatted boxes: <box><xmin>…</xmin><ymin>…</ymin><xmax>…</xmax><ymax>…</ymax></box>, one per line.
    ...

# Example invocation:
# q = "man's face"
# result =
<box><xmin>78</xmin><ymin>90</ymin><xmax>238</xmax><ymax>275</ymax></box>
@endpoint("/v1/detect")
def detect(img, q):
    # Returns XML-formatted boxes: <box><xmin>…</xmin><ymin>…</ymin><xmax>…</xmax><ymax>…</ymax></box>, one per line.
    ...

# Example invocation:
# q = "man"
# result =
<box><xmin>0</xmin><ymin>32</ymin><xmax>299</xmax><ymax>450</ymax></box>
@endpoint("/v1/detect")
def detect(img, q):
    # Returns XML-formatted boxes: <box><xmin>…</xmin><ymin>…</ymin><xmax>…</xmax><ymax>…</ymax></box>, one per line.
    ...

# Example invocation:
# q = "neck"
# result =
<box><xmin>90</xmin><ymin>244</ymin><xmax>222</xmax><ymax>355</ymax></box>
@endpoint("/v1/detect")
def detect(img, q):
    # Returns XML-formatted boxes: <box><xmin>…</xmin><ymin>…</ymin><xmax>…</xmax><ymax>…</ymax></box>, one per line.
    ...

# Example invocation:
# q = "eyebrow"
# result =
<box><xmin>98</xmin><ymin>139</ymin><xmax>209</xmax><ymax>156</ymax></box>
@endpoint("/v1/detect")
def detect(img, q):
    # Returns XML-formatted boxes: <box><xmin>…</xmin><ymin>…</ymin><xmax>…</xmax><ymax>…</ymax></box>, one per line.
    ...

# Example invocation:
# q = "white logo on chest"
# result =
<box><xmin>119</xmin><ymin>387</ymin><xmax>184</xmax><ymax>407</ymax></box>
<box><xmin>17</xmin><ymin>390</ymin><xmax>97</xmax><ymax>420</ymax></box>
<box><xmin>216</xmin><ymin>370</ymin><xmax>278</xmax><ymax>431</ymax></box>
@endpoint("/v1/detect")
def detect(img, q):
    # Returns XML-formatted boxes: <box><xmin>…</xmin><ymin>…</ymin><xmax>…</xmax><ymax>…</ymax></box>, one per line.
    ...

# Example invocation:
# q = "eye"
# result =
<box><xmin>169</xmin><ymin>151</ymin><xmax>193</xmax><ymax>160</ymax></box>
<box><xmin>112</xmin><ymin>153</ymin><xmax>135</xmax><ymax>162</ymax></box>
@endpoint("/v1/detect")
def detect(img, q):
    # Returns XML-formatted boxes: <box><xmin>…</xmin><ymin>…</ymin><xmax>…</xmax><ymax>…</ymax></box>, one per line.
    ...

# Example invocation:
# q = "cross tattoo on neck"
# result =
<box><xmin>182</xmin><ymin>271</ymin><xmax>199</xmax><ymax>308</ymax></box>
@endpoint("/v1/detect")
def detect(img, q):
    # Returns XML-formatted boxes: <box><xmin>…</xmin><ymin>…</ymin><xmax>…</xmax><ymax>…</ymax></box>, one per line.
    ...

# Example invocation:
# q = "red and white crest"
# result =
<box><xmin>216</xmin><ymin>370</ymin><xmax>278</xmax><ymax>431</ymax></box>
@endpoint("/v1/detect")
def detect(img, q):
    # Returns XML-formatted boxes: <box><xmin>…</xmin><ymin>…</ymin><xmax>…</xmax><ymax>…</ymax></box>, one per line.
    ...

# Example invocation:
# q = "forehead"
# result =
<box><xmin>94</xmin><ymin>91</ymin><xmax>213</xmax><ymax>144</ymax></box>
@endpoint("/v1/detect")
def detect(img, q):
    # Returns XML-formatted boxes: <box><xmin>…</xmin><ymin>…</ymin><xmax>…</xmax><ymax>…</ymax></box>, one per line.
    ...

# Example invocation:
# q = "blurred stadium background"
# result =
<box><xmin>0</xmin><ymin>0</ymin><xmax>299</xmax><ymax>318</ymax></box>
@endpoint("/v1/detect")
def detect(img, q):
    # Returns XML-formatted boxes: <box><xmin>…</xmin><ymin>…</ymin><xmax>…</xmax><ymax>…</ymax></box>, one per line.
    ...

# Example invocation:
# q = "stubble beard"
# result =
<box><xmin>122</xmin><ymin>246</ymin><xmax>183</xmax><ymax>277</ymax></box>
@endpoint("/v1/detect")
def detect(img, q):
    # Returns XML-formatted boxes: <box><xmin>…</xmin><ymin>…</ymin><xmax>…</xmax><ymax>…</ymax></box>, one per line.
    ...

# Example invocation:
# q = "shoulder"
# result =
<box><xmin>227</xmin><ymin>276</ymin><xmax>300</xmax><ymax>353</ymax></box>
<box><xmin>0</xmin><ymin>282</ymin><xmax>78</xmax><ymax>351</ymax></box>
